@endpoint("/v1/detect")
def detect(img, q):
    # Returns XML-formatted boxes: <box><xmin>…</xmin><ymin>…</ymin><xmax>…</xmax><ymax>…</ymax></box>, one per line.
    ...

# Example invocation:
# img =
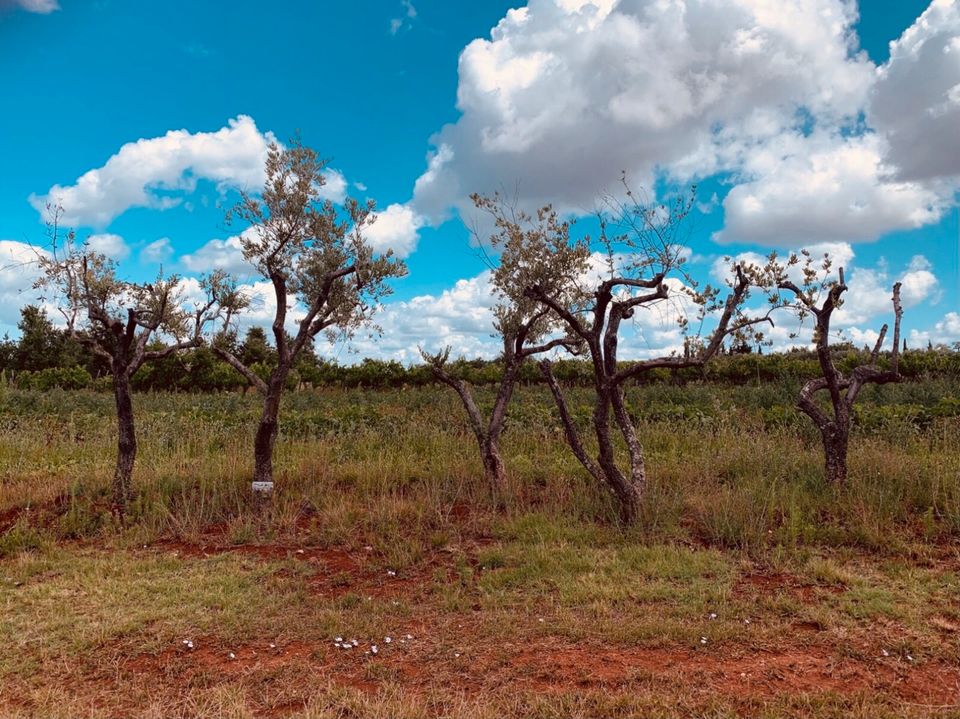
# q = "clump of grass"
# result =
<box><xmin>0</xmin><ymin>517</ymin><xmax>47</xmax><ymax>557</ymax></box>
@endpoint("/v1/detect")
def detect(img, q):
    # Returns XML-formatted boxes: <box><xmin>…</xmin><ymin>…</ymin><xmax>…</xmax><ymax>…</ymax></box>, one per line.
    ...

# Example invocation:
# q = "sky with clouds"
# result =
<box><xmin>0</xmin><ymin>0</ymin><xmax>957</xmax><ymax>363</ymax></box>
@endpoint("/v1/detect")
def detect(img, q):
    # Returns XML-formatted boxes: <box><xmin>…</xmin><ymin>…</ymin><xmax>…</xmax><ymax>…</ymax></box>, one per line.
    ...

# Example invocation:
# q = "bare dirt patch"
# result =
<box><xmin>114</xmin><ymin>635</ymin><xmax>960</xmax><ymax>711</ymax></box>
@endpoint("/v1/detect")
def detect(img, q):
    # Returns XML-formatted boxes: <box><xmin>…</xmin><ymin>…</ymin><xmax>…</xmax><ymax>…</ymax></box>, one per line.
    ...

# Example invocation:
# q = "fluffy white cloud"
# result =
<box><xmin>715</xmin><ymin>132</ymin><xmax>948</xmax><ymax>245</ymax></box>
<box><xmin>871</xmin><ymin>0</ymin><xmax>960</xmax><ymax>182</ymax></box>
<box><xmin>86</xmin><ymin>233</ymin><xmax>129</xmax><ymax>261</ymax></box>
<box><xmin>907</xmin><ymin>311</ymin><xmax>960</xmax><ymax>348</ymax></box>
<box><xmin>318</xmin><ymin>169</ymin><xmax>349</xmax><ymax>204</ymax></box>
<box><xmin>715</xmin><ymin>0</ymin><xmax>960</xmax><ymax>247</ymax></box>
<box><xmin>180</xmin><ymin>230</ymin><xmax>252</xmax><ymax>275</ymax></box>
<box><xmin>834</xmin><ymin>256</ymin><xmax>939</xmax><ymax>327</ymax></box>
<box><xmin>411</xmin><ymin>0</ymin><xmax>873</xmax><ymax>221</ymax></box>
<box><xmin>31</xmin><ymin>116</ymin><xmax>278</xmax><ymax>228</ymax></box>
<box><xmin>345</xmin><ymin>272</ymin><xmax>498</xmax><ymax>362</ymax></box>
<box><xmin>0</xmin><ymin>240</ymin><xmax>45</xmax><ymax>330</ymax></box>
<box><xmin>141</xmin><ymin>237</ymin><xmax>174</xmax><ymax>264</ymax></box>
<box><xmin>406</xmin><ymin>0</ymin><xmax>960</xmax><ymax>249</ymax></box>
<box><xmin>365</xmin><ymin>203</ymin><xmax>423</xmax><ymax>258</ymax></box>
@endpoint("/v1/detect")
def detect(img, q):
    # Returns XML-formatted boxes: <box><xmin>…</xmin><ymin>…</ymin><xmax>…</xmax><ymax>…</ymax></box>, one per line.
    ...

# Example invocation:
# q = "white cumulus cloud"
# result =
<box><xmin>180</xmin><ymin>230</ymin><xmax>253</xmax><ymax>275</ymax></box>
<box><xmin>86</xmin><ymin>233</ymin><xmax>129</xmax><ymax>261</ymax></box>
<box><xmin>411</xmin><ymin>0</ymin><xmax>874</xmax><ymax>222</ymax></box>
<box><xmin>30</xmin><ymin>115</ymin><xmax>278</xmax><ymax>228</ymax></box>
<box><xmin>871</xmin><ymin>0</ymin><xmax>960</xmax><ymax>182</ymax></box>
<box><xmin>715</xmin><ymin>132</ymin><xmax>947</xmax><ymax>246</ymax></box>
<box><xmin>365</xmin><ymin>203</ymin><xmax>424</xmax><ymax>258</ymax></box>
<box><xmin>0</xmin><ymin>240</ymin><xmax>46</xmax><ymax>331</ymax></box>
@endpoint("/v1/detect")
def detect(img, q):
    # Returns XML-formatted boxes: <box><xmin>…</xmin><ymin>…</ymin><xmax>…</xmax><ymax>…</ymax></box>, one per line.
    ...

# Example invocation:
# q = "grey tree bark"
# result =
<box><xmin>111</xmin><ymin>366</ymin><xmax>137</xmax><ymax>517</ymax></box>
<box><xmin>427</xmin><ymin>326</ymin><xmax>575</xmax><ymax>497</ymax></box>
<box><xmin>530</xmin><ymin>265</ymin><xmax>759</xmax><ymax>524</ymax></box>
<box><xmin>783</xmin><ymin>273</ymin><xmax>903</xmax><ymax>485</ymax></box>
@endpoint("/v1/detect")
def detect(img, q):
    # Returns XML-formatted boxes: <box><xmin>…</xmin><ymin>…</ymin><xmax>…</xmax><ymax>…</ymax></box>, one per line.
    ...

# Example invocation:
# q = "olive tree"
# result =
<box><xmin>762</xmin><ymin>252</ymin><xmax>903</xmax><ymax>484</ymax></box>
<box><xmin>211</xmin><ymin>139</ymin><xmax>406</xmax><ymax>487</ymax></box>
<box><xmin>35</xmin><ymin>206</ymin><xmax>226</xmax><ymax>518</ymax></box>
<box><xmin>421</xmin><ymin>196</ymin><xmax>587</xmax><ymax>495</ymax></box>
<box><xmin>510</xmin><ymin>187</ymin><xmax>768</xmax><ymax>523</ymax></box>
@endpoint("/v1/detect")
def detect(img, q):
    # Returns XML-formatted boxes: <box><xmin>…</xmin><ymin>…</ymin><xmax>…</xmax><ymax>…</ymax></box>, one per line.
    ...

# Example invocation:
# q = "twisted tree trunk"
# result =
<box><xmin>785</xmin><ymin>277</ymin><xmax>903</xmax><ymax>486</ymax></box>
<box><xmin>253</xmin><ymin>371</ymin><xmax>287</xmax><ymax>485</ymax></box>
<box><xmin>111</xmin><ymin>368</ymin><xmax>136</xmax><ymax>520</ymax></box>
<box><xmin>540</xmin><ymin>361</ymin><xmax>641</xmax><ymax>524</ymax></box>
<box><xmin>431</xmin><ymin>366</ymin><xmax>511</xmax><ymax>495</ymax></box>
<box><xmin>822</xmin><ymin>423</ymin><xmax>850</xmax><ymax>485</ymax></box>
<box><xmin>593</xmin><ymin>392</ymin><xmax>641</xmax><ymax>524</ymax></box>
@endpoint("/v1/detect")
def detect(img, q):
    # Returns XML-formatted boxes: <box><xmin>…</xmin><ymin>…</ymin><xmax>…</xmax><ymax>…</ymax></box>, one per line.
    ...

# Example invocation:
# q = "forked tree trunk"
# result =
<box><xmin>431</xmin><ymin>362</ymin><xmax>517</xmax><ymax>496</ymax></box>
<box><xmin>592</xmin><ymin>394</ymin><xmax>642</xmax><ymax>524</ymax></box>
<box><xmin>480</xmin><ymin>437</ymin><xmax>508</xmax><ymax>493</ymax></box>
<box><xmin>254</xmin><ymin>371</ymin><xmax>287</xmax><ymax>484</ymax></box>
<box><xmin>611</xmin><ymin>385</ymin><xmax>647</xmax><ymax>506</ymax></box>
<box><xmin>112</xmin><ymin>368</ymin><xmax>136</xmax><ymax>519</ymax></box>
<box><xmin>541</xmin><ymin>360</ymin><xmax>642</xmax><ymax>525</ymax></box>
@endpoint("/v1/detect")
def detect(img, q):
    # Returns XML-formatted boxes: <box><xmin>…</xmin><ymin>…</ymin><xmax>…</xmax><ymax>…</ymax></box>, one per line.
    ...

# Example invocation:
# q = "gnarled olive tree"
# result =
<box><xmin>422</xmin><ymin>196</ymin><xmax>587</xmax><ymax>495</ymax></box>
<box><xmin>36</xmin><ymin>207</ymin><xmax>225</xmax><ymax>518</ymax></box>
<box><xmin>763</xmin><ymin>252</ymin><xmax>903</xmax><ymax>484</ymax></box>
<box><xmin>507</xmin><ymin>187</ymin><xmax>768</xmax><ymax>523</ymax></box>
<box><xmin>212</xmin><ymin>139</ymin><xmax>406</xmax><ymax>487</ymax></box>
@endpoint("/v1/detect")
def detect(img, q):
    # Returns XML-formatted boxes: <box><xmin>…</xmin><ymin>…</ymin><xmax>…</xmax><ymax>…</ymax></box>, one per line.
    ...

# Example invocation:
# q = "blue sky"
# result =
<box><xmin>1</xmin><ymin>0</ymin><xmax>958</xmax><ymax>361</ymax></box>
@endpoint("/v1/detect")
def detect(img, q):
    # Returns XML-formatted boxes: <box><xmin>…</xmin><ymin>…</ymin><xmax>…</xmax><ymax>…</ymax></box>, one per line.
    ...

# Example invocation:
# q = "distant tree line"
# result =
<box><xmin>2</xmin><ymin>304</ymin><xmax>957</xmax><ymax>394</ymax></box>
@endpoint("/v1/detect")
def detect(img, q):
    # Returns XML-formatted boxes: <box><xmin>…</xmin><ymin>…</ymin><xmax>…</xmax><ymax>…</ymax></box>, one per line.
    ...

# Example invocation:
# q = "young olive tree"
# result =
<box><xmin>212</xmin><ymin>139</ymin><xmax>406</xmax><ymax>487</ymax></box>
<box><xmin>421</xmin><ymin>196</ymin><xmax>588</xmax><ymax>494</ymax></box>
<box><xmin>511</xmin><ymin>187</ymin><xmax>768</xmax><ymax>523</ymax></box>
<box><xmin>763</xmin><ymin>252</ymin><xmax>903</xmax><ymax>484</ymax></box>
<box><xmin>36</xmin><ymin>207</ymin><xmax>226</xmax><ymax>518</ymax></box>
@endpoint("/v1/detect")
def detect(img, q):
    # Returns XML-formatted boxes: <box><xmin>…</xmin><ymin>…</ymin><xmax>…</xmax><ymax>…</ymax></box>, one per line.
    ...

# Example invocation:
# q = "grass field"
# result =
<box><xmin>1</xmin><ymin>381</ymin><xmax>959</xmax><ymax>718</ymax></box>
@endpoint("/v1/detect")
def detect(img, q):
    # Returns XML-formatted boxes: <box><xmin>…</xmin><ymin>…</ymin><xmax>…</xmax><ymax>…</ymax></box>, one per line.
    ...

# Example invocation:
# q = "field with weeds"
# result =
<box><xmin>1</xmin><ymin>380</ymin><xmax>959</xmax><ymax>718</ymax></box>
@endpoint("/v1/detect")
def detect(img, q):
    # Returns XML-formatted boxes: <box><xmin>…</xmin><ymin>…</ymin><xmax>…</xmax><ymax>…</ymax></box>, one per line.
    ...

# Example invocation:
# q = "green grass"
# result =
<box><xmin>1</xmin><ymin>383</ymin><xmax>959</xmax><ymax>717</ymax></box>
<box><xmin>1</xmin><ymin>383</ymin><xmax>959</xmax><ymax>550</ymax></box>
